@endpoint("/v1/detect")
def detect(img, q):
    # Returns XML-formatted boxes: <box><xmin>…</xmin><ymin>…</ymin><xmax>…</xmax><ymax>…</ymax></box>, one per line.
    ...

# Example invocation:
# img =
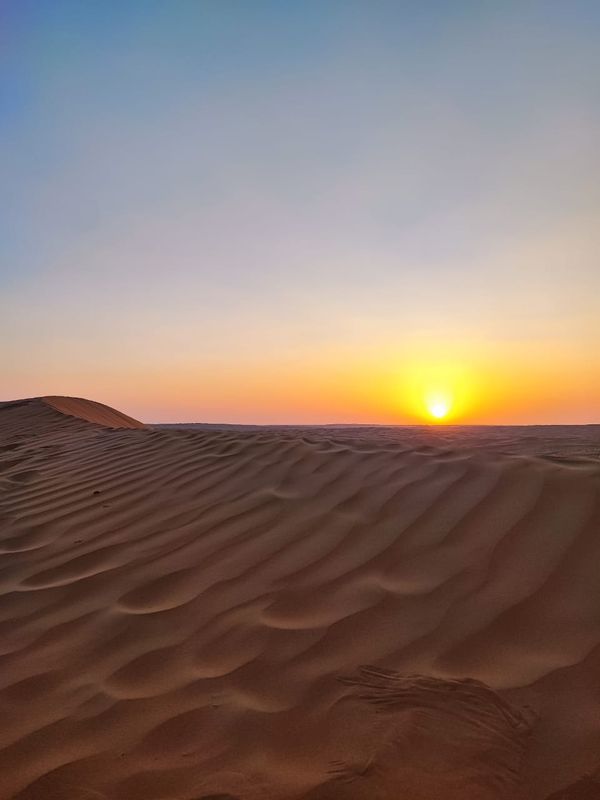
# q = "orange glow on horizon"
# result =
<box><xmin>397</xmin><ymin>357</ymin><xmax>475</xmax><ymax>424</ymax></box>
<box><xmin>10</xmin><ymin>337</ymin><xmax>599</xmax><ymax>425</ymax></box>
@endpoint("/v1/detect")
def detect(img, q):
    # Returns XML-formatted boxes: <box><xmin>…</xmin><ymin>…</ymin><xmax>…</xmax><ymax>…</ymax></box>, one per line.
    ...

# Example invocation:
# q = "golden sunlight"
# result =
<box><xmin>427</xmin><ymin>396</ymin><xmax>451</xmax><ymax>420</ymax></box>
<box><xmin>397</xmin><ymin>356</ymin><xmax>476</xmax><ymax>423</ymax></box>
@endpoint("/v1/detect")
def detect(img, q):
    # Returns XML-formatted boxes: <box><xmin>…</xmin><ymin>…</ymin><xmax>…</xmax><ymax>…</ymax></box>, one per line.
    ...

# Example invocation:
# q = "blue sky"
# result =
<box><xmin>2</xmin><ymin>1</ymin><xmax>599</xmax><ymax>421</ymax></box>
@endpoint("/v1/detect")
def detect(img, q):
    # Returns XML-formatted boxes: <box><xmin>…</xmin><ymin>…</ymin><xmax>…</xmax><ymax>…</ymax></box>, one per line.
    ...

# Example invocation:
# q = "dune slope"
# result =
<box><xmin>42</xmin><ymin>396</ymin><xmax>145</xmax><ymax>429</ymax></box>
<box><xmin>0</xmin><ymin>397</ymin><xmax>144</xmax><ymax>438</ymax></box>
<box><xmin>0</xmin><ymin>400</ymin><xmax>599</xmax><ymax>799</ymax></box>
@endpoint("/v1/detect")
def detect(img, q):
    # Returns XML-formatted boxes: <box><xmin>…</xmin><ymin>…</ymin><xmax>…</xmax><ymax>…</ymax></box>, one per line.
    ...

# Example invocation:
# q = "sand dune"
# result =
<box><xmin>42</xmin><ymin>396</ymin><xmax>146</xmax><ymax>430</ymax></box>
<box><xmin>0</xmin><ymin>397</ymin><xmax>144</xmax><ymax>438</ymax></box>
<box><xmin>1</xmin><ymin>398</ymin><xmax>600</xmax><ymax>799</ymax></box>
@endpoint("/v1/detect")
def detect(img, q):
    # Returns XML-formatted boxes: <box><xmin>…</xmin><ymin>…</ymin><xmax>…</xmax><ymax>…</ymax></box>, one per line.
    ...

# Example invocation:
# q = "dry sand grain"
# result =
<box><xmin>1</xmin><ymin>398</ymin><xmax>599</xmax><ymax>799</ymax></box>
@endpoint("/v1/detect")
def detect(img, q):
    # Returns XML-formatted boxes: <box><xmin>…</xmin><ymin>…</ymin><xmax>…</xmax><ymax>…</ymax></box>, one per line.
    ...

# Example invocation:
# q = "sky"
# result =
<box><xmin>2</xmin><ymin>0</ymin><xmax>599</xmax><ymax>424</ymax></box>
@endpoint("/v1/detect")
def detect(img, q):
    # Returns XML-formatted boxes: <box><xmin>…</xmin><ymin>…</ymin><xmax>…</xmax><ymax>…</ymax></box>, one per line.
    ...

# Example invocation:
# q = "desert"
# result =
<box><xmin>1</xmin><ymin>397</ymin><xmax>599</xmax><ymax>799</ymax></box>
<box><xmin>4</xmin><ymin>4</ymin><xmax>599</xmax><ymax>797</ymax></box>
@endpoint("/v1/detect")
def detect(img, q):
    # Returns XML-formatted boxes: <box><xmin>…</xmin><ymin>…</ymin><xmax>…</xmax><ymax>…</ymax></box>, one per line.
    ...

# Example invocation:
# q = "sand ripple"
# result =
<box><xmin>0</xmin><ymin>398</ymin><xmax>599</xmax><ymax>798</ymax></box>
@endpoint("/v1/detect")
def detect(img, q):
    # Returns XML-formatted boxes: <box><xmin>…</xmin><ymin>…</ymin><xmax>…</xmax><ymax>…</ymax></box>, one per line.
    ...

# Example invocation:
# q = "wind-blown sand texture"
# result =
<box><xmin>1</xmin><ymin>397</ymin><xmax>600</xmax><ymax>799</ymax></box>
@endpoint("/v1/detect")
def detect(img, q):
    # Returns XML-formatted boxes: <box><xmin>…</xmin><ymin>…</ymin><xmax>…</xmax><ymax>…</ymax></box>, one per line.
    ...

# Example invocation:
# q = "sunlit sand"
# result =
<box><xmin>1</xmin><ymin>397</ymin><xmax>599</xmax><ymax>799</ymax></box>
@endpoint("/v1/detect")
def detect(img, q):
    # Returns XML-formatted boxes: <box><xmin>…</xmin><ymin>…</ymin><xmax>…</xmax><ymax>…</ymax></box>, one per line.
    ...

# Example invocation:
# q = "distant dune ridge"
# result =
<box><xmin>1</xmin><ymin>397</ymin><xmax>600</xmax><ymax>799</ymax></box>
<box><xmin>42</xmin><ymin>396</ymin><xmax>146</xmax><ymax>429</ymax></box>
<box><xmin>0</xmin><ymin>396</ymin><xmax>145</xmax><ymax>433</ymax></box>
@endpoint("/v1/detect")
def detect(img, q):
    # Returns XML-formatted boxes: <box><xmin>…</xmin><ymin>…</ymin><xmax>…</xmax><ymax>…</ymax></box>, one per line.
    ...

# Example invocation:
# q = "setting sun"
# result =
<box><xmin>423</xmin><ymin>388</ymin><xmax>453</xmax><ymax>422</ymax></box>
<box><xmin>397</xmin><ymin>357</ymin><xmax>474</xmax><ymax>424</ymax></box>
<box><xmin>427</xmin><ymin>398</ymin><xmax>451</xmax><ymax>420</ymax></box>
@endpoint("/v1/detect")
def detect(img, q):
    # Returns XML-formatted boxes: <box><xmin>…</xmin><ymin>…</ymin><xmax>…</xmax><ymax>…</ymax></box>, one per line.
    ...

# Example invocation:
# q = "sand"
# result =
<box><xmin>1</xmin><ymin>397</ymin><xmax>600</xmax><ymax>799</ymax></box>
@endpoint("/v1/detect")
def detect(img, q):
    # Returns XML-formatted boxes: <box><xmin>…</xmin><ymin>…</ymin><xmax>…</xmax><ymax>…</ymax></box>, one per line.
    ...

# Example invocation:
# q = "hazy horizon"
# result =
<box><xmin>154</xmin><ymin>419</ymin><xmax>600</xmax><ymax>428</ymax></box>
<box><xmin>3</xmin><ymin>1</ymin><xmax>599</xmax><ymax>424</ymax></box>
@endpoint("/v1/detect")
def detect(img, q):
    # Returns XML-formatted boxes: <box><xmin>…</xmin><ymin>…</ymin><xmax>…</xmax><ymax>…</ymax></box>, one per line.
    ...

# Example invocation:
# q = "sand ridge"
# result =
<box><xmin>0</xmin><ymin>397</ymin><xmax>144</xmax><ymax>438</ymax></box>
<box><xmin>42</xmin><ymin>396</ymin><xmax>145</xmax><ymax>429</ymax></box>
<box><xmin>1</xmin><ymin>399</ymin><xmax>600</xmax><ymax>798</ymax></box>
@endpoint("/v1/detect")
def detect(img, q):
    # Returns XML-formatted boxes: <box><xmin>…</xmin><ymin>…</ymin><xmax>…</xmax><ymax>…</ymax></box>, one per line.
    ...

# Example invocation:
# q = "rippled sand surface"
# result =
<box><xmin>1</xmin><ymin>398</ymin><xmax>600</xmax><ymax>799</ymax></box>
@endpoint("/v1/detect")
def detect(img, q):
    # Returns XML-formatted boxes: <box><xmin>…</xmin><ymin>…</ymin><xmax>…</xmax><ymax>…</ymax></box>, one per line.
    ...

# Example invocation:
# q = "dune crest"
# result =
<box><xmin>42</xmin><ymin>396</ymin><xmax>145</xmax><ymax>429</ymax></box>
<box><xmin>0</xmin><ymin>396</ymin><xmax>144</xmax><ymax>436</ymax></box>
<box><xmin>1</xmin><ymin>399</ymin><xmax>599</xmax><ymax>799</ymax></box>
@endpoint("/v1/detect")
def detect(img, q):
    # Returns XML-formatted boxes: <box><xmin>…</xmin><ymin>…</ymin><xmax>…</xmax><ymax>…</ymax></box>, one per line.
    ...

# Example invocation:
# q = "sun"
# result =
<box><xmin>399</xmin><ymin>358</ymin><xmax>472</xmax><ymax>423</ymax></box>
<box><xmin>424</xmin><ymin>392</ymin><xmax>452</xmax><ymax>422</ymax></box>
<box><xmin>428</xmin><ymin>399</ymin><xmax>449</xmax><ymax>420</ymax></box>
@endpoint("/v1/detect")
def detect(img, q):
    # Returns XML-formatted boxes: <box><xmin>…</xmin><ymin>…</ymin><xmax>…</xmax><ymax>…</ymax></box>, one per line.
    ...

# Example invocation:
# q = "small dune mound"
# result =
<box><xmin>298</xmin><ymin>667</ymin><xmax>534</xmax><ymax>800</ymax></box>
<box><xmin>0</xmin><ymin>396</ymin><xmax>144</xmax><ymax>440</ymax></box>
<box><xmin>42</xmin><ymin>396</ymin><xmax>145</xmax><ymax>429</ymax></box>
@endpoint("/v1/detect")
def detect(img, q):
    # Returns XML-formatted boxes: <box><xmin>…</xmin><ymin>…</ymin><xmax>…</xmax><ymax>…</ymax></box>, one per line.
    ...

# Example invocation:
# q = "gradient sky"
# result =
<box><xmin>2</xmin><ymin>1</ymin><xmax>599</xmax><ymax>423</ymax></box>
